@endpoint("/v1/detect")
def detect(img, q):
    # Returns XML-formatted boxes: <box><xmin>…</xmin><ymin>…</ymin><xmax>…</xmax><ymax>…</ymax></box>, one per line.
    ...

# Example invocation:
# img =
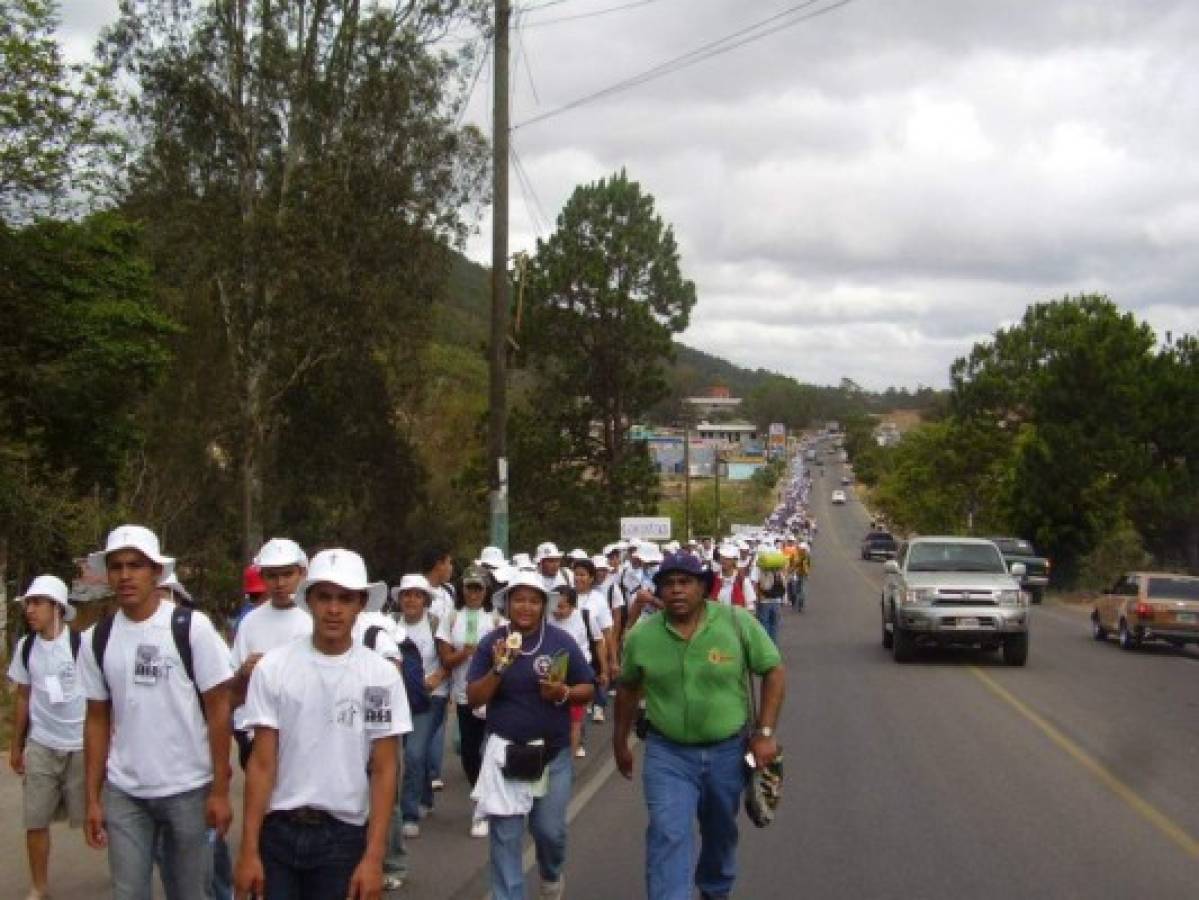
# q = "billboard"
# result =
<box><xmin>768</xmin><ymin>422</ymin><xmax>787</xmax><ymax>459</ymax></box>
<box><xmin>620</xmin><ymin>516</ymin><xmax>672</xmax><ymax>541</ymax></box>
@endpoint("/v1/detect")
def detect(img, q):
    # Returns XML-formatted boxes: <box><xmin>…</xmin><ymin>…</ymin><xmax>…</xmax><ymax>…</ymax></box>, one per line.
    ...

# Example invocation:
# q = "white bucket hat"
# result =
<box><xmin>87</xmin><ymin>525</ymin><xmax>175</xmax><ymax>578</ymax></box>
<box><xmin>479</xmin><ymin>546</ymin><xmax>507</xmax><ymax>569</ymax></box>
<box><xmin>390</xmin><ymin>573</ymin><xmax>434</xmax><ymax>605</ymax></box>
<box><xmin>566</xmin><ymin>547</ymin><xmax>589</xmax><ymax>562</ymax></box>
<box><xmin>254</xmin><ymin>538</ymin><xmax>308</xmax><ymax>569</ymax></box>
<box><xmin>510</xmin><ymin>552</ymin><xmax>536</xmax><ymax>571</ymax></box>
<box><xmin>591</xmin><ymin>554</ymin><xmax>610</xmax><ymax>572</ymax></box>
<box><xmin>15</xmin><ymin>575</ymin><xmax>75</xmax><ymax>622</ymax></box>
<box><xmin>602</xmin><ymin>542</ymin><xmax>625</xmax><ymax>557</ymax></box>
<box><xmin>157</xmin><ymin>572</ymin><xmax>193</xmax><ymax>606</ymax></box>
<box><xmin>492</xmin><ymin>570</ymin><xmax>550</xmax><ymax>616</ymax></box>
<box><xmin>293</xmin><ymin>549</ymin><xmax>386</xmax><ymax>614</ymax></box>
<box><xmin>637</xmin><ymin>542</ymin><xmax>664</xmax><ymax>564</ymax></box>
<box><xmin>717</xmin><ymin>543</ymin><xmax>740</xmax><ymax>560</ymax></box>
<box><xmin>534</xmin><ymin>541</ymin><xmax>563</xmax><ymax>562</ymax></box>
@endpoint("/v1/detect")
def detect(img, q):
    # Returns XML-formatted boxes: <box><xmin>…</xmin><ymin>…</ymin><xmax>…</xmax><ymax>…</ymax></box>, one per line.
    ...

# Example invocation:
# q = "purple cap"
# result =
<box><xmin>652</xmin><ymin>551</ymin><xmax>714</xmax><ymax>592</ymax></box>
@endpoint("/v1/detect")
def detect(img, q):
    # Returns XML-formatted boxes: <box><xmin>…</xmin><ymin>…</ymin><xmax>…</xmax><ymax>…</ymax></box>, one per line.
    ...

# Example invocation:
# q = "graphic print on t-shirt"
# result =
<box><xmin>532</xmin><ymin>654</ymin><xmax>553</xmax><ymax>679</ymax></box>
<box><xmin>133</xmin><ymin>644</ymin><xmax>164</xmax><ymax>685</ymax></box>
<box><xmin>335</xmin><ymin>697</ymin><xmax>361</xmax><ymax>728</ymax></box>
<box><xmin>363</xmin><ymin>686</ymin><xmax>392</xmax><ymax>730</ymax></box>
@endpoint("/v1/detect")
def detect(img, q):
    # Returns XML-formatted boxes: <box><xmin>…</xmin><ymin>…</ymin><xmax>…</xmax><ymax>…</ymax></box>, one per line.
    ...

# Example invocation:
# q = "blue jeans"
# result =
<box><xmin>756</xmin><ymin>602</ymin><xmax>781</xmax><ymax>644</ymax></box>
<box><xmin>428</xmin><ymin>695</ymin><xmax>448</xmax><ymax>782</ymax></box>
<box><xmin>260</xmin><ymin>812</ymin><xmax>366</xmax><ymax>899</ymax></box>
<box><xmin>400</xmin><ymin>709</ymin><xmax>436</xmax><ymax>822</ymax></box>
<box><xmin>643</xmin><ymin>731</ymin><xmax>748</xmax><ymax>900</ymax></box>
<box><xmin>103</xmin><ymin>783</ymin><xmax>213</xmax><ymax>900</ymax></box>
<box><xmin>157</xmin><ymin>830</ymin><xmax>232</xmax><ymax>900</ymax></box>
<box><xmin>790</xmin><ymin>575</ymin><xmax>806</xmax><ymax>610</ymax></box>
<box><xmin>488</xmin><ymin>747</ymin><xmax>573</xmax><ymax>900</ymax></box>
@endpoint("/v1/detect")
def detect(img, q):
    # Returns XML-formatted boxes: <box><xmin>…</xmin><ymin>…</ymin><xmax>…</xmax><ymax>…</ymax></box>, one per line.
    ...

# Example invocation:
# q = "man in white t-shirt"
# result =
<box><xmin>235</xmin><ymin>549</ymin><xmax>411</xmax><ymax>899</ymax></box>
<box><xmin>230</xmin><ymin>538</ymin><xmax>311</xmax><ymax>768</ymax></box>
<box><xmin>391</xmin><ymin>575</ymin><xmax>450</xmax><ymax>840</ymax></box>
<box><xmin>418</xmin><ymin>542</ymin><xmax>456</xmax><ymax>793</ymax></box>
<box><xmin>7</xmin><ymin>575</ymin><xmax>85</xmax><ymax>900</ymax></box>
<box><xmin>78</xmin><ymin>525</ymin><xmax>234</xmax><ymax>900</ymax></box>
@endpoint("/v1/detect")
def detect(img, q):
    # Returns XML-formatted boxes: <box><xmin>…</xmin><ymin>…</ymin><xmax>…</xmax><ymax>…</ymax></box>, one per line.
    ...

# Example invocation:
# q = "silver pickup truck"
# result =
<box><xmin>880</xmin><ymin>536</ymin><xmax>1030</xmax><ymax>666</ymax></box>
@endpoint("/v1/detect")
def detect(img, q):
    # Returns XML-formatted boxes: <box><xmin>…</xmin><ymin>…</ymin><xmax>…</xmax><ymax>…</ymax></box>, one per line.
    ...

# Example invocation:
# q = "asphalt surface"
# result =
<box><xmin>552</xmin><ymin>464</ymin><xmax>1199</xmax><ymax>899</ymax></box>
<box><xmin>5</xmin><ymin>458</ymin><xmax>1199</xmax><ymax>898</ymax></box>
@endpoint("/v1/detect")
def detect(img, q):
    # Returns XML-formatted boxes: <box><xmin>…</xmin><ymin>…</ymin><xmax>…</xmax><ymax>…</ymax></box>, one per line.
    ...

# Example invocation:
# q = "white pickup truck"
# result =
<box><xmin>881</xmin><ymin>536</ymin><xmax>1030</xmax><ymax>666</ymax></box>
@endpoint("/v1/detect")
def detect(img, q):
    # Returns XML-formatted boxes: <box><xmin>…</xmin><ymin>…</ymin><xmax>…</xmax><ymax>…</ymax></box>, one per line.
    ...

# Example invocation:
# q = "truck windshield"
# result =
<box><xmin>1147</xmin><ymin>577</ymin><xmax>1199</xmax><ymax>600</ymax></box>
<box><xmin>907</xmin><ymin>543</ymin><xmax>1006</xmax><ymax>573</ymax></box>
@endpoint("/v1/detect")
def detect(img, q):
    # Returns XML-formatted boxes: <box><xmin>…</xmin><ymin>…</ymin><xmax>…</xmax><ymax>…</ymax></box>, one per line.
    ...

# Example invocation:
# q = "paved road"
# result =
<box><xmin>555</xmin><ymin>464</ymin><xmax>1199</xmax><ymax>899</ymax></box>
<box><xmin>7</xmin><ymin>458</ymin><xmax>1199</xmax><ymax>898</ymax></box>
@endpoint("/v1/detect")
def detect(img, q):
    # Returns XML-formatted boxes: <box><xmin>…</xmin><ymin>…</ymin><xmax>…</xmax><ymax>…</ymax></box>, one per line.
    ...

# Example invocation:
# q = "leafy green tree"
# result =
<box><xmin>103</xmin><ymin>0</ymin><xmax>489</xmax><ymax>561</ymax></box>
<box><xmin>513</xmin><ymin>170</ymin><xmax>695</xmax><ymax>540</ymax></box>
<box><xmin>0</xmin><ymin>0</ymin><xmax>112</xmax><ymax>221</ymax></box>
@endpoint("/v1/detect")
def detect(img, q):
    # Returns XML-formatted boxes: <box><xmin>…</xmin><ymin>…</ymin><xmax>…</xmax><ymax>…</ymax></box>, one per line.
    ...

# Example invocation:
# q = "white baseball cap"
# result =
<box><xmin>254</xmin><ymin>538</ymin><xmax>308</xmax><ymax>569</ymax></box>
<box><xmin>534</xmin><ymin>541</ymin><xmax>563</xmax><ymax>562</ymax></box>
<box><xmin>637</xmin><ymin>542</ymin><xmax>664</xmax><ymax>564</ymax></box>
<box><xmin>717</xmin><ymin>543</ymin><xmax>740</xmax><ymax>560</ymax></box>
<box><xmin>390</xmin><ymin>573</ymin><xmax>434</xmax><ymax>605</ymax></box>
<box><xmin>511</xmin><ymin>552</ymin><xmax>536</xmax><ymax>571</ymax></box>
<box><xmin>566</xmin><ymin>547</ymin><xmax>589</xmax><ymax>562</ymax></box>
<box><xmin>603</xmin><ymin>542</ymin><xmax>625</xmax><ymax>557</ymax></box>
<box><xmin>479</xmin><ymin>546</ymin><xmax>507</xmax><ymax>569</ymax></box>
<box><xmin>88</xmin><ymin>525</ymin><xmax>175</xmax><ymax>578</ymax></box>
<box><xmin>293</xmin><ymin>549</ymin><xmax>386</xmax><ymax>614</ymax></box>
<box><xmin>15</xmin><ymin>575</ymin><xmax>75</xmax><ymax>622</ymax></box>
<box><xmin>591</xmin><ymin>554</ymin><xmax>611</xmax><ymax>572</ymax></box>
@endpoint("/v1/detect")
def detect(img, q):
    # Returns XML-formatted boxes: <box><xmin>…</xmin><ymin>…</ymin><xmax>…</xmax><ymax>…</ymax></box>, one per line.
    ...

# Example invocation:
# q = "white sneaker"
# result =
<box><xmin>470</xmin><ymin>817</ymin><xmax>489</xmax><ymax>838</ymax></box>
<box><xmin>540</xmin><ymin>876</ymin><xmax>565</xmax><ymax>899</ymax></box>
<box><xmin>574</xmin><ymin>746</ymin><xmax>586</xmax><ymax>758</ymax></box>
<box><xmin>402</xmin><ymin>822</ymin><xmax>420</xmax><ymax>838</ymax></box>
<box><xmin>591</xmin><ymin>707</ymin><xmax>605</xmax><ymax>723</ymax></box>
<box><xmin>431</xmin><ymin>778</ymin><xmax>445</xmax><ymax>791</ymax></box>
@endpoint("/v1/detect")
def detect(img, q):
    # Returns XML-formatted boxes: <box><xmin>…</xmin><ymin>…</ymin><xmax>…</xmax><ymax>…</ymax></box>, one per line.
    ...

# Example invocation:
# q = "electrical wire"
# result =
<box><xmin>510</xmin><ymin>143</ymin><xmax>551</xmax><ymax>238</ymax></box>
<box><xmin>455</xmin><ymin>39</ymin><xmax>491</xmax><ymax>126</ymax></box>
<box><xmin>521</xmin><ymin>0</ymin><xmax>669</xmax><ymax>29</ymax></box>
<box><xmin>514</xmin><ymin>0</ymin><xmax>856</xmax><ymax>130</ymax></box>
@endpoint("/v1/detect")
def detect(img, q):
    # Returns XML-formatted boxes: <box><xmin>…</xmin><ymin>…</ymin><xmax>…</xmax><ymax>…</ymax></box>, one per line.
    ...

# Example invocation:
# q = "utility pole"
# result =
<box><xmin>713</xmin><ymin>450</ymin><xmax>721</xmax><ymax>538</ymax></box>
<box><xmin>682</xmin><ymin>419</ymin><xmax>691</xmax><ymax>542</ymax></box>
<box><xmin>488</xmin><ymin>0</ymin><xmax>511</xmax><ymax>553</ymax></box>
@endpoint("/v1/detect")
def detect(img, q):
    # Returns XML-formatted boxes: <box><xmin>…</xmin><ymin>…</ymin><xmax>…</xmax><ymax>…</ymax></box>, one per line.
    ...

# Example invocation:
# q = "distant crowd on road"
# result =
<box><xmin>7</xmin><ymin>456</ymin><xmax>819</xmax><ymax>899</ymax></box>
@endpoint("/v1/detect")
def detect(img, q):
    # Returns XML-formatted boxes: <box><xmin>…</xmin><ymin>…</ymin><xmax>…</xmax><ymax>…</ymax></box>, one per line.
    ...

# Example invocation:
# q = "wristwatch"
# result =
<box><xmin>753</xmin><ymin>726</ymin><xmax>774</xmax><ymax>739</ymax></box>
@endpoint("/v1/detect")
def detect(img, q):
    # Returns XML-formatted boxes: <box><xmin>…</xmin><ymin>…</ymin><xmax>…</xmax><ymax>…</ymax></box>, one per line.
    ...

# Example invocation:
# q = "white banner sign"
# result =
<box><xmin>730</xmin><ymin>523</ymin><xmax>760</xmax><ymax>535</ymax></box>
<box><xmin>620</xmin><ymin>516</ymin><xmax>672</xmax><ymax>541</ymax></box>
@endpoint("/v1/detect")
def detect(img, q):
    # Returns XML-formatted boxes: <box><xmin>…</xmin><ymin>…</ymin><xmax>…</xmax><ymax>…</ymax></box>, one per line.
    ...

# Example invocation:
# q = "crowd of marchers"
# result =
<box><xmin>7</xmin><ymin>458</ymin><xmax>816</xmax><ymax>900</ymax></box>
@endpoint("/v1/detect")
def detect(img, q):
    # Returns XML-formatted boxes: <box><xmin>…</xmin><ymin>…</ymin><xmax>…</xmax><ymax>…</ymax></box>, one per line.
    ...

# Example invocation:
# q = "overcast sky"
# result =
<box><xmin>60</xmin><ymin>0</ymin><xmax>1199</xmax><ymax>390</ymax></box>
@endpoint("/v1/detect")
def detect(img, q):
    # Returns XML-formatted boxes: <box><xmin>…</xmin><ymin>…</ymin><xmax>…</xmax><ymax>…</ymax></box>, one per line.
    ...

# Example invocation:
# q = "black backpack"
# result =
<box><xmin>364</xmin><ymin>625</ymin><xmax>431</xmax><ymax>716</ymax></box>
<box><xmin>20</xmin><ymin>629</ymin><xmax>82</xmax><ymax>672</ymax></box>
<box><xmin>759</xmin><ymin>570</ymin><xmax>786</xmax><ymax>599</ymax></box>
<box><xmin>92</xmin><ymin>606</ymin><xmax>202</xmax><ymax>707</ymax></box>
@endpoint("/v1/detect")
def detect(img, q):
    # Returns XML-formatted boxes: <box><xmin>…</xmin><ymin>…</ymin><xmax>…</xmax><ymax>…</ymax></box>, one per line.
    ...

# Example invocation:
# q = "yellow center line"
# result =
<box><xmin>970</xmin><ymin>666</ymin><xmax>1199</xmax><ymax>861</ymax></box>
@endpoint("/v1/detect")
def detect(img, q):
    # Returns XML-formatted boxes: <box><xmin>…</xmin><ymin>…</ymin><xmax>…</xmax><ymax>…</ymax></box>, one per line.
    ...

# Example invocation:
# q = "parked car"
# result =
<box><xmin>987</xmin><ymin>536</ymin><xmax>1050</xmax><ymax>604</ymax></box>
<box><xmin>881</xmin><ymin>536</ymin><xmax>1029</xmax><ymax>665</ymax></box>
<box><xmin>861</xmin><ymin>531</ymin><xmax>898</xmax><ymax>561</ymax></box>
<box><xmin>831</xmin><ymin>489</ymin><xmax>847</xmax><ymax>505</ymax></box>
<box><xmin>1091</xmin><ymin>572</ymin><xmax>1199</xmax><ymax>651</ymax></box>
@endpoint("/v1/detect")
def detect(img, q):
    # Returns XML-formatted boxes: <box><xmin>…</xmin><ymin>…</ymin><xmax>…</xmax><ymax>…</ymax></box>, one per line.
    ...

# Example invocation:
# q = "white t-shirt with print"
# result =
<box><xmin>230</xmin><ymin>603</ymin><xmax>312</xmax><ymax>730</ymax></box>
<box><xmin>435</xmin><ymin>607</ymin><xmax>504</xmax><ymax>705</ymax></box>
<box><xmin>7</xmin><ymin>629</ymin><xmax>85</xmax><ymax>752</ymax></box>
<box><xmin>78</xmin><ymin>600</ymin><xmax>233</xmax><ymax>799</ymax></box>
<box><xmin>552</xmin><ymin>608</ymin><xmax>603</xmax><ymax>664</ymax></box>
<box><xmin>400</xmin><ymin>614</ymin><xmax>450</xmax><ymax>699</ymax></box>
<box><xmin>241</xmin><ymin>639</ymin><xmax>411</xmax><ymax>826</ymax></box>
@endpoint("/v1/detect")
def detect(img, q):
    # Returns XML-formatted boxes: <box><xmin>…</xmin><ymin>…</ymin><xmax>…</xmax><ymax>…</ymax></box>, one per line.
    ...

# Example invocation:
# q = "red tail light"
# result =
<box><xmin>1133</xmin><ymin>601</ymin><xmax>1154</xmax><ymax>619</ymax></box>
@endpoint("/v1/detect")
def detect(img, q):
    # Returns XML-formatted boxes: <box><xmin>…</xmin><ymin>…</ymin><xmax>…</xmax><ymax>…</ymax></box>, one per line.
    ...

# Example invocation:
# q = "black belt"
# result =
<box><xmin>646</xmin><ymin>722</ymin><xmax>745</xmax><ymax>748</ymax></box>
<box><xmin>268</xmin><ymin>807</ymin><xmax>339</xmax><ymax>827</ymax></box>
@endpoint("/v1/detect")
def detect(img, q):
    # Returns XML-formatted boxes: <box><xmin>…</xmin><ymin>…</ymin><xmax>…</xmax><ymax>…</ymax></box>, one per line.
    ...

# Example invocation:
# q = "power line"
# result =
<box><xmin>521</xmin><ymin>0</ymin><xmax>669</xmax><ymax>29</ymax></box>
<box><xmin>510</xmin><ymin>143</ymin><xmax>551</xmax><ymax>238</ymax></box>
<box><xmin>514</xmin><ymin>0</ymin><xmax>856</xmax><ymax>129</ymax></box>
<box><xmin>455</xmin><ymin>39</ymin><xmax>491</xmax><ymax>126</ymax></box>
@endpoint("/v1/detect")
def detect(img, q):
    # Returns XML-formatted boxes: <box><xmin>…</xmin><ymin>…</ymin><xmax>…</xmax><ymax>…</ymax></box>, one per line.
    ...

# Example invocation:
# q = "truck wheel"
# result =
<box><xmin>1090</xmin><ymin>612</ymin><xmax>1107</xmax><ymax>641</ymax></box>
<box><xmin>1118</xmin><ymin>619</ymin><xmax>1140</xmax><ymax>652</ymax></box>
<box><xmin>893</xmin><ymin>624</ymin><xmax>915</xmax><ymax>663</ymax></box>
<box><xmin>881</xmin><ymin>604</ymin><xmax>894</xmax><ymax>649</ymax></box>
<box><xmin>1003</xmin><ymin>633</ymin><xmax>1029</xmax><ymax>666</ymax></box>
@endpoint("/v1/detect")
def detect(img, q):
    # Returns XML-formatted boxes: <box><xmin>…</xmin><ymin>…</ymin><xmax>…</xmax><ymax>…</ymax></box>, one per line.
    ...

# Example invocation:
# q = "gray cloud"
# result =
<box><xmin>62</xmin><ymin>0</ymin><xmax>1199</xmax><ymax>389</ymax></box>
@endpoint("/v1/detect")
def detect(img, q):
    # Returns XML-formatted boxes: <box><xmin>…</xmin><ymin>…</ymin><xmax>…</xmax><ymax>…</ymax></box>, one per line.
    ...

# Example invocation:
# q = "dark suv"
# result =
<box><xmin>861</xmin><ymin>531</ymin><xmax>898</xmax><ymax>561</ymax></box>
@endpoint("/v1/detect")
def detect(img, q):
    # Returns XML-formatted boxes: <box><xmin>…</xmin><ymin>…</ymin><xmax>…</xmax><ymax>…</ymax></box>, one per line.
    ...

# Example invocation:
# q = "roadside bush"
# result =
<box><xmin>1075</xmin><ymin>519</ymin><xmax>1152</xmax><ymax>591</ymax></box>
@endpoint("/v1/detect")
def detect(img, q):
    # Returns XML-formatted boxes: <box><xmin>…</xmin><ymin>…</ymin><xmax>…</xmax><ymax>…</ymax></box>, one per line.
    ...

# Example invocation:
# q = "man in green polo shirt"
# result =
<box><xmin>614</xmin><ymin>552</ymin><xmax>785</xmax><ymax>900</ymax></box>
